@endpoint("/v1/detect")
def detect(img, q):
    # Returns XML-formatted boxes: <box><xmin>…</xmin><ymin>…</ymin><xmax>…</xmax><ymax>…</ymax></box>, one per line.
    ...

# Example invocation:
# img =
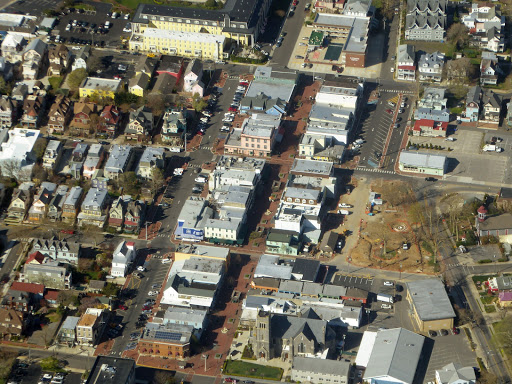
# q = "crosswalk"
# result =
<box><xmin>356</xmin><ymin>167</ymin><xmax>395</xmax><ymax>174</ymax></box>
<box><xmin>379</xmin><ymin>89</ymin><xmax>415</xmax><ymax>95</ymax></box>
<box><xmin>199</xmin><ymin>146</ymin><xmax>213</xmax><ymax>151</ymax></box>
<box><xmin>188</xmin><ymin>163</ymin><xmax>202</xmax><ymax>169</ymax></box>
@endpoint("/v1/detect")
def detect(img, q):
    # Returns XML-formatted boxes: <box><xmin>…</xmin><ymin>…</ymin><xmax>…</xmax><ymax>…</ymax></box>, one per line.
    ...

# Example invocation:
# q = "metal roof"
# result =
<box><xmin>399</xmin><ymin>151</ymin><xmax>446</xmax><ymax>170</ymax></box>
<box><xmin>406</xmin><ymin>279</ymin><xmax>455</xmax><ymax>321</ymax></box>
<box><xmin>292</xmin><ymin>356</ymin><xmax>351</xmax><ymax>376</ymax></box>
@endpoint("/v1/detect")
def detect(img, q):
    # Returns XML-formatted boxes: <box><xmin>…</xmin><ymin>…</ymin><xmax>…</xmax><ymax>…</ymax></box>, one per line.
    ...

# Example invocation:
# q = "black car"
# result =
<box><xmin>425</xmin><ymin>177</ymin><xmax>437</xmax><ymax>182</ymax></box>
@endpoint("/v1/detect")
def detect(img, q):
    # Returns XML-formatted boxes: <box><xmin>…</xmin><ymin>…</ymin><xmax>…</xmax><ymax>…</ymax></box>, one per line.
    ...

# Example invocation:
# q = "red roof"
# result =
<box><xmin>126</xmin><ymin>241</ymin><xmax>135</xmax><ymax>247</ymax></box>
<box><xmin>11</xmin><ymin>282</ymin><xmax>45</xmax><ymax>295</ymax></box>
<box><xmin>398</xmin><ymin>65</ymin><xmax>416</xmax><ymax>70</ymax></box>
<box><xmin>44</xmin><ymin>290</ymin><xmax>59</xmax><ymax>301</ymax></box>
<box><xmin>26</xmin><ymin>251</ymin><xmax>45</xmax><ymax>265</ymax></box>
<box><xmin>413</xmin><ymin>119</ymin><xmax>447</xmax><ymax>131</ymax></box>
<box><xmin>477</xmin><ymin>205</ymin><xmax>488</xmax><ymax>214</ymax></box>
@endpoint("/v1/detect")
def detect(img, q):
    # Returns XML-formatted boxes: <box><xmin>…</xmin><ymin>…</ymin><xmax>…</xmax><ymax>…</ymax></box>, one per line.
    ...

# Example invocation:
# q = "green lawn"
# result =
<box><xmin>480</xmin><ymin>296</ymin><xmax>495</xmax><ymax>305</ymax></box>
<box><xmin>117</xmin><ymin>0</ymin><xmax>155</xmax><ymax>10</ymax></box>
<box><xmin>484</xmin><ymin>305</ymin><xmax>496</xmax><ymax>313</ymax></box>
<box><xmin>472</xmin><ymin>275</ymin><xmax>493</xmax><ymax>284</ymax></box>
<box><xmin>224</xmin><ymin>360</ymin><xmax>283</xmax><ymax>380</ymax></box>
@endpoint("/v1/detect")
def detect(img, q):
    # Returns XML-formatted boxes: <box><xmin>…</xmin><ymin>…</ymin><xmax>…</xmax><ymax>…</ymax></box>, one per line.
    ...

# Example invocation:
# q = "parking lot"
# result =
<box><xmin>357</xmin><ymin>91</ymin><xmax>412</xmax><ymax>168</ymax></box>
<box><xmin>408</xmin><ymin>128</ymin><xmax>512</xmax><ymax>185</ymax></box>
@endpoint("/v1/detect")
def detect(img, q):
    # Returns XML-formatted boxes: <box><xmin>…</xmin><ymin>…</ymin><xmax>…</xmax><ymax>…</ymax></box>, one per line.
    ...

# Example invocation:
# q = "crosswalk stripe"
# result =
<box><xmin>355</xmin><ymin>167</ymin><xmax>396</xmax><ymax>174</ymax></box>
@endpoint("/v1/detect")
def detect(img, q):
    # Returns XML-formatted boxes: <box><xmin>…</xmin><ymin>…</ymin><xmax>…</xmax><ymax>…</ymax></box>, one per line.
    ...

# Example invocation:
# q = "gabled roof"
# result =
<box><xmin>129</xmin><ymin>72</ymin><xmax>150</xmax><ymax>90</ymax></box>
<box><xmin>185</xmin><ymin>59</ymin><xmax>202</xmax><ymax>77</ymax></box>
<box><xmin>74</xmin><ymin>102</ymin><xmax>96</xmax><ymax>116</ymax></box>
<box><xmin>23</xmin><ymin>38</ymin><xmax>47</xmax><ymax>56</ymax></box>
<box><xmin>436</xmin><ymin>363</ymin><xmax>476</xmax><ymax>384</ymax></box>
<box><xmin>11</xmin><ymin>281</ymin><xmax>45</xmax><ymax>295</ymax></box>
<box><xmin>482</xmin><ymin>91</ymin><xmax>501</xmax><ymax>109</ymax></box>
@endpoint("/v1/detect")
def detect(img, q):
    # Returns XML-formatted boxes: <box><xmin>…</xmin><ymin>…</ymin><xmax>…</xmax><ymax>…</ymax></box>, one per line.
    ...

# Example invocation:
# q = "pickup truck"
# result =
<box><xmin>483</xmin><ymin>144</ymin><xmax>503</xmax><ymax>152</ymax></box>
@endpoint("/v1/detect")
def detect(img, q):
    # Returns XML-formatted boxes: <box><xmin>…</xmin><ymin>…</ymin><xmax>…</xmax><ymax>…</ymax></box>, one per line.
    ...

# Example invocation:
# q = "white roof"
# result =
<box><xmin>399</xmin><ymin>151</ymin><xmax>446</xmax><ymax>170</ymax></box>
<box><xmin>81</xmin><ymin>77</ymin><xmax>122</xmax><ymax>91</ymax></box>
<box><xmin>143</xmin><ymin>27</ymin><xmax>225</xmax><ymax>44</ymax></box>
<box><xmin>355</xmin><ymin>330</ymin><xmax>377</xmax><ymax>367</ymax></box>
<box><xmin>0</xmin><ymin>128</ymin><xmax>39</xmax><ymax>163</ymax></box>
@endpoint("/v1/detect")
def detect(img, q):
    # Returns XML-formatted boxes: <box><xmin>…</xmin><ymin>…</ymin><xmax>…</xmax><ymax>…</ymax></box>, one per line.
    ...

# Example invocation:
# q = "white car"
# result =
<box><xmin>383</xmin><ymin>281</ymin><xmax>394</xmax><ymax>286</ymax></box>
<box><xmin>339</xmin><ymin>203</ymin><xmax>352</xmax><ymax>208</ymax></box>
<box><xmin>381</xmin><ymin>304</ymin><xmax>392</xmax><ymax>309</ymax></box>
<box><xmin>169</xmin><ymin>147</ymin><xmax>182</xmax><ymax>152</ymax></box>
<box><xmin>118</xmin><ymin>64</ymin><xmax>127</xmax><ymax>71</ymax></box>
<box><xmin>148</xmin><ymin>290</ymin><xmax>159</xmax><ymax>296</ymax></box>
<box><xmin>390</xmin><ymin>67</ymin><xmax>395</xmax><ymax>73</ymax></box>
<box><xmin>445</xmin><ymin>137</ymin><xmax>455</xmax><ymax>141</ymax></box>
<box><xmin>195</xmin><ymin>176</ymin><xmax>207</xmax><ymax>183</ymax></box>
<box><xmin>162</xmin><ymin>258</ymin><xmax>172</xmax><ymax>264</ymax></box>
<box><xmin>173</xmin><ymin>168</ymin><xmax>184</xmax><ymax>176</ymax></box>
<box><xmin>137</xmin><ymin>266</ymin><xmax>146</xmax><ymax>272</ymax></box>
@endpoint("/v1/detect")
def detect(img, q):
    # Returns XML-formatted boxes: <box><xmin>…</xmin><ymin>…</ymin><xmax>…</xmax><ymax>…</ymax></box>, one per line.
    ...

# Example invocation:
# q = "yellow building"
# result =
<box><xmin>130</xmin><ymin>28</ymin><xmax>225</xmax><ymax>60</ymax></box>
<box><xmin>173</xmin><ymin>244</ymin><xmax>230</xmax><ymax>266</ymax></box>
<box><xmin>129</xmin><ymin>1</ymin><xmax>272</xmax><ymax>53</ymax></box>
<box><xmin>79</xmin><ymin>77</ymin><xmax>123</xmax><ymax>99</ymax></box>
<box><xmin>128</xmin><ymin>72</ymin><xmax>150</xmax><ymax>97</ymax></box>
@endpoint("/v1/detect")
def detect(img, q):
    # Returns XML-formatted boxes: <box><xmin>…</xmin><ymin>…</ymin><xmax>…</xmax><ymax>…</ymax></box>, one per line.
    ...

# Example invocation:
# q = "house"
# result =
<box><xmin>358</xmin><ymin>328</ymin><xmax>425</xmax><ymax>384</ymax></box>
<box><xmin>85</xmin><ymin>356</ymin><xmax>136</xmax><ymax>384</ymax></box>
<box><xmin>88</xmin><ymin>280</ymin><xmax>106</xmax><ymax>294</ymax></box>
<box><xmin>314</xmin><ymin>0</ymin><xmax>345</xmax><ymax>13</ymax></box>
<box><xmin>342</xmin><ymin>0</ymin><xmax>372</xmax><ymax>16</ymax></box>
<box><xmin>398</xmin><ymin>151</ymin><xmax>447</xmax><ymax>176</ymax></box>
<box><xmin>253</xmin><ymin>311</ymin><xmax>336</xmax><ymax>362</ymax></box>
<box><xmin>406</xmin><ymin>278</ymin><xmax>455</xmax><ymax>332</ymax></box>
<box><xmin>77</xmin><ymin>188</ymin><xmax>108</xmax><ymax>227</ymax></box>
<box><xmin>47</xmin><ymin>185</ymin><xmax>69</xmax><ymax>222</ymax></box>
<box><xmin>27</xmin><ymin>183</ymin><xmax>56</xmax><ymax>222</ymax></box>
<box><xmin>31</xmin><ymin>237</ymin><xmax>81</xmax><ymax>264</ymax></box>
<box><xmin>0</xmin><ymin>96</ymin><xmax>17</xmax><ymax>129</ymax></box>
<box><xmin>499</xmin><ymin>291</ymin><xmax>512</xmax><ymax>307</ymax></box>
<box><xmin>1</xmin><ymin>33</ymin><xmax>26</xmax><ymax>63</ymax></box>
<box><xmin>42</xmin><ymin>140</ymin><xmax>63</xmax><ymax>171</ymax></box>
<box><xmin>150</xmin><ymin>73</ymin><xmax>178</xmax><ymax>98</ymax></box>
<box><xmin>1</xmin><ymin>290</ymin><xmax>35</xmax><ymax>313</ymax></box>
<box><xmin>104</xmin><ymin>145</ymin><xmax>132</xmax><ymax>180</ymax></box>
<box><xmin>76</xmin><ymin>307</ymin><xmax>108</xmax><ymax>346</ymax></box>
<box><xmin>405</xmin><ymin>0</ymin><xmax>447</xmax><ymax>42</ymax></box>
<box><xmin>436</xmin><ymin>363</ymin><xmax>476</xmax><ymax>384</ymax></box>
<box><xmin>138</xmin><ymin>322</ymin><xmax>192</xmax><ymax>359</ymax></box>
<box><xmin>397</xmin><ymin>44</ymin><xmax>416</xmax><ymax>81</ymax></box>
<box><xmin>135</xmin><ymin>55</ymin><xmax>158</xmax><ymax>77</ymax></box>
<box><xmin>126</xmin><ymin>107</ymin><xmax>153</xmax><ymax>140</ymax></box>
<box><xmin>156</xmin><ymin>55</ymin><xmax>184</xmax><ymax>79</ymax></box>
<box><xmin>183</xmin><ymin>59</ymin><xmax>204</xmax><ymax>96</ymax></box>
<box><xmin>412</xmin><ymin>119</ymin><xmax>448</xmax><ymax>137</ymax></box>
<box><xmin>507</xmin><ymin>102</ymin><xmax>512</xmax><ymax>126</ymax></box>
<box><xmin>111</xmin><ymin>241</ymin><xmax>136</xmax><ymax>277</ymax></box>
<box><xmin>136</xmin><ymin>147</ymin><xmax>164</xmax><ymax>180</ymax></box>
<box><xmin>21</xmin><ymin>95</ymin><xmax>45</xmax><ymax>128</ymax></box>
<box><xmin>481</xmin><ymin>91</ymin><xmax>501</xmax><ymax>124</ymax></box>
<box><xmin>124</xmin><ymin>200</ymin><xmax>145</xmax><ymax>233</ymax></box>
<box><xmin>108</xmin><ymin>196</ymin><xmax>125</xmax><ymax>229</ymax></box>
<box><xmin>265</xmin><ymin>229</ymin><xmax>300</xmax><ymax>256</ymax></box>
<box><xmin>70</xmin><ymin>102</ymin><xmax>98</xmax><ymax>137</ymax></box>
<box><xmin>154</xmin><ymin>307</ymin><xmax>208</xmax><ymax>338</ymax></box>
<box><xmin>292</xmin><ymin>357</ymin><xmax>351</xmax><ymax>384</ymax></box>
<box><xmin>62</xmin><ymin>186</ymin><xmax>83</xmax><ymax>224</ymax></box>
<box><xmin>475</xmin><ymin>207</ymin><xmax>512</xmax><ymax>242</ymax></box>
<box><xmin>0</xmin><ymin>308</ymin><xmax>25</xmax><ymax>338</ymax></box>
<box><xmin>161</xmin><ymin>108</ymin><xmax>186</xmax><ymax>146</ymax></box>
<box><xmin>414</xmin><ymin>87</ymin><xmax>450</xmax><ymax>122</ymax></box>
<box><xmin>48</xmin><ymin>44</ymin><xmax>70</xmax><ymax>76</ymax></box>
<box><xmin>462</xmin><ymin>86</ymin><xmax>482</xmax><ymax>122</ymax></box>
<box><xmin>83</xmin><ymin>144</ymin><xmax>105</xmax><ymax>179</ymax></box>
<box><xmin>480</xmin><ymin>52</ymin><xmax>501</xmax><ymax>85</ymax></box>
<box><xmin>69</xmin><ymin>143</ymin><xmax>88</xmax><ymax>178</ymax></box>
<box><xmin>463</xmin><ymin>4</ymin><xmax>505</xmax><ymax>53</ymax></box>
<box><xmin>71</xmin><ymin>45</ymin><xmax>90</xmax><ymax>72</ymax></box>
<box><xmin>418</xmin><ymin>51</ymin><xmax>444</xmax><ymax>82</ymax></box>
<box><xmin>43</xmin><ymin>290</ymin><xmax>60</xmax><ymax>307</ymax></box>
<box><xmin>22</xmin><ymin>38</ymin><xmax>48</xmax><ymax>80</ymax></box>
<box><xmin>10</xmin><ymin>282</ymin><xmax>44</xmax><ymax>301</ymax></box>
<box><xmin>21</xmin><ymin>261</ymin><xmax>72</xmax><ymax>289</ymax></box>
<box><xmin>6</xmin><ymin>187</ymin><xmax>32</xmax><ymax>222</ymax></box>
<box><xmin>11</xmin><ymin>83</ymin><xmax>29</xmax><ymax>102</ymax></box>
<box><xmin>97</xmin><ymin>105</ymin><xmax>121</xmax><ymax>138</ymax></box>
<box><xmin>298</xmin><ymin>134</ymin><xmax>345</xmax><ymax>164</ymax></box>
<box><xmin>79</xmin><ymin>77</ymin><xmax>122</xmax><ymax>100</ymax></box>
<box><xmin>128</xmin><ymin>72</ymin><xmax>150</xmax><ymax>97</ymax></box>
<box><xmin>47</xmin><ymin>96</ymin><xmax>72</xmax><ymax>134</ymax></box>
<box><xmin>57</xmin><ymin>316</ymin><xmax>80</xmax><ymax>345</ymax></box>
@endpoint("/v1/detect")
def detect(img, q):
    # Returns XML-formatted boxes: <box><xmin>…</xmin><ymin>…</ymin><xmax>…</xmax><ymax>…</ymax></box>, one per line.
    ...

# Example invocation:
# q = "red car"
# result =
<box><xmin>60</xmin><ymin>229</ymin><xmax>74</xmax><ymax>234</ymax></box>
<box><xmin>228</xmin><ymin>107</ymin><xmax>238</xmax><ymax>112</ymax></box>
<box><xmin>385</xmin><ymin>109</ymin><xmax>393</xmax><ymax>114</ymax></box>
<box><xmin>224</xmin><ymin>379</ymin><xmax>235</xmax><ymax>383</ymax></box>
<box><xmin>293</xmin><ymin>0</ymin><xmax>298</xmax><ymax>5</ymax></box>
<box><xmin>197</xmin><ymin>131</ymin><xmax>204</xmax><ymax>136</ymax></box>
<box><xmin>118</xmin><ymin>305</ymin><xmax>128</xmax><ymax>310</ymax></box>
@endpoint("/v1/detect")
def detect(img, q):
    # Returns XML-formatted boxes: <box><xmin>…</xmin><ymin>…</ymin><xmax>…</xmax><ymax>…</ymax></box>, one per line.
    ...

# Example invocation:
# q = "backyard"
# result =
<box><xmin>223</xmin><ymin>360</ymin><xmax>283</xmax><ymax>380</ymax></box>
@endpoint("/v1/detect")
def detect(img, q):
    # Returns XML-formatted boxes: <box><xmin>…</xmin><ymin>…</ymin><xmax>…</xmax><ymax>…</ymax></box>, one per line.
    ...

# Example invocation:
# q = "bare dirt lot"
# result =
<box><xmin>349</xmin><ymin>180</ymin><xmax>437</xmax><ymax>274</ymax></box>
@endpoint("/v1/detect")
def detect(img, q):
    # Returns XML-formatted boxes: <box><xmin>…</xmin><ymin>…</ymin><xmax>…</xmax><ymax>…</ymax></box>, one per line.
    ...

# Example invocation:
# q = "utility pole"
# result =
<box><xmin>145</xmin><ymin>222</ymin><xmax>148</xmax><ymax>241</ymax></box>
<box><xmin>202</xmin><ymin>354</ymin><xmax>208</xmax><ymax>372</ymax></box>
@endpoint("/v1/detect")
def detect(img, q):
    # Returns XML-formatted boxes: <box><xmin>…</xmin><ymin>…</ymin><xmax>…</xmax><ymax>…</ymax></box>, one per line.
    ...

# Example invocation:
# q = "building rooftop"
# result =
<box><xmin>254</xmin><ymin>254</ymin><xmax>293</xmax><ymax>280</ymax></box>
<box><xmin>77</xmin><ymin>313</ymin><xmax>98</xmax><ymax>328</ymax></box>
<box><xmin>0</xmin><ymin>128</ymin><xmax>39</xmax><ymax>164</ymax></box>
<box><xmin>61</xmin><ymin>315</ymin><xmax>80</xmax><ymax>330</ymax></box>
<box><xmin>175</xmin><ymin>244</ymin><xmax>229</xmax><ymax>260</ymax></box>
<box><xmin>142</xmin><ymin>322</ymin><xmax>193</xmax><ymax>344</ymax></box>
<box><xmin>82</xmin><ymin>188</ymin><xmax>107</xmax><ymax>208</ymax></box>
<box><xmin>284</xmin><ymin>187</ymin><xmax>321</xmax><ymax>202</ymax></box>
<box><xmin>291</xmin><ymin>158</ymin><xmax>333</xmax><ymax>176</ymax></box>
<box><xmin>292</xmin><ymin>258</ymin><xmax>320</xmax><ymax>282</ymax></box>
<box><xmin>143</xmin><ymin>27</ymin><xmax>225</xmax><ymax>44</ymax></box>
<box><xmin>406</xmin><ymin>278</ymin><xmax>456</xmax><ymax>321</ymax></box>
<box><xmin>105</xmin><ymin>145</ymin><xmax>132</xmax><ymax>174</ymax></box>
<box><xmin>293</xmin><ymin>356</ymin><xmax>351</xmax><ymax>376</ymax></box>
<box><xmin>81</xmin><ymin>77</ymin><xmax>122</xmax><ymax>92</ymax></box>
<box><xmin>363</xmin><ymin>328</ymin><xmax>425</xmax><ymax>383</ymax></box>
<box><xmin>182</xmin><ymin>256</ymin><xmax>224</xmax><ymax>275</ymax></box>
<box><xmin>436</xmin><ymin>363</ymin><xmax>476</xmax><ymax>384</ymax></box>
<box><xmin>64</xmin><ymin>186</ymin><xmax>82</xmax><ymax>207</ymax></box>
<box><xmin>399</xmin><ymin>151</ymin><xmax>446</xmax><ymax>170</ymax></box>
<box><xmin>85</xmin><ymin>356</ymin><xmax>135</xmax><ymax>384</ymax></box>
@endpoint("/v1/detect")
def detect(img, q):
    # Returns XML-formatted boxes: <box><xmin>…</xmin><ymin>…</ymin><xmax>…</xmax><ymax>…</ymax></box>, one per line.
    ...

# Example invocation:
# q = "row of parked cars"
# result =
<box><xmin>39</xmin><ymin>372</ymin><xmax>66</xmax><ymax>384</ymax></box>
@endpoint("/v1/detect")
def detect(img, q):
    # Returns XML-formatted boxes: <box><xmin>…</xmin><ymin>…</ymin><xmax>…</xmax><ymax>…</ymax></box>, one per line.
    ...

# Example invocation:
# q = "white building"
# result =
<box><xmin>359</xmin><ymin>328</ymin><xmax>425</xmax><ymax>384</ymax></box>
<box><xmin>315</xmin><ymin>83</ymin><xmax>362</xmax><ymax>109</ymax></box>
<box><xmin>292</xmin><ymin>357</ymin><xmax>351</xmax><ymax>384</ymax></box>
<box><xmin>397</xmin><ymin>44</ymin><xmax>416</xmax><ymax>81</ymax></box>
<box><xmin>111</xmin><ymin>241</ymin><xmax>136</xmax><ymax>277</ymax></box>
<box><xmin>435</xmin><ymin>363</ymin><xmax>476</xmax><ymax>384</ymax></box>
<box><xmin>0</xmin><ymin>128</ymin><xmax>40</xmax><ymax>180</ymax></box>
<box><xmin>104</xmin><ymin>145</ymin><xmax>132</xmax><ymax>180</ymax></box>
<box><xmin>136</xmin><ymin>147</ymin><xmax>164</xmax><ymax>180</ymax></box>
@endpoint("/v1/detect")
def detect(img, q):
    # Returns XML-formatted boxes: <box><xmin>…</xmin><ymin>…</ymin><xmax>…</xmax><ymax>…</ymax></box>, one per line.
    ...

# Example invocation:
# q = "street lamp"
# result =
<box><xmin>202</xmin><ymin>354</ymin><xmax>208</xmax><ymax>372</ymax></box>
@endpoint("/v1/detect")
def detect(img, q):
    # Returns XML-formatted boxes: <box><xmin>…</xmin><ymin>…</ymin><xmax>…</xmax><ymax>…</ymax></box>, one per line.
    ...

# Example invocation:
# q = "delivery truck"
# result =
<box><xmin>377</xmin><ymin>293</ymin><xmax>394</xmax><ymax>303</ymax></box>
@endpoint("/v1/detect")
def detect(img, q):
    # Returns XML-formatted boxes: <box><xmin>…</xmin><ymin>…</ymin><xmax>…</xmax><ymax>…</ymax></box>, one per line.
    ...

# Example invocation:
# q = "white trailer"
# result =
<box><xmin>377</xmin><ymin>293</ymin><xmax>394</xmax><ymax>303</ymax></box>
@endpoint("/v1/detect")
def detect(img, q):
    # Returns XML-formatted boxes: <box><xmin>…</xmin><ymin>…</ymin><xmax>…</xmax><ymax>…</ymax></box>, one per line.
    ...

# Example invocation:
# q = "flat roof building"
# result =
<box><xmin>85</xmin><ymin>356</ymin><xmax>135</xmax><ymax>384</ymax></box>
<box><xmin>398</xmin><ymin>151</ymin><xmax>447</xmax><ymax>176</ymax></box>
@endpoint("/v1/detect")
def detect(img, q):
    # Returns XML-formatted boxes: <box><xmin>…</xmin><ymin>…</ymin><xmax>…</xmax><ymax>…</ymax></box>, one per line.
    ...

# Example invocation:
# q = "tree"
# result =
<box><xmin>32</xmin><ymin>138</ymin><xmax>48</xmax><ymax>161</ymax></box>
<box><xmin>32</xmin><ymin>164</ymin><xmax>48</xmax><ymax>185</ymax></box>
<box><xmin>119</xmin><ymin>171</ymin><xmax>140</xmax><ymax>196</ymax></box>
<box><xmin>57</xmin><ymin>290</ymin><xmax>76</xmax><ymax>307</ymax></box>
<box><xmin>40</xmin><ymin>357</ymin><xmax>60</xmax><ymax>371</ymax></box>
<box><xmin>78</xmin><ymin>296</ymin><xmax>100</xmax><ymax>314</ymax></box>
<box><xmin>446</xmin><ymin>59</ymin><xmax>476</xmax><ymax>83</ymax></box>
<box><xmin>447</xmin><ymin>23</ymin><xmax>470</xmax><ymax>50</ymax></box>
<box><xmin>88</xmin><ymin>113</ymin><xmax>99</xmax><ymax>137</ymax></box>
<box><xmin>87</xmin><ymin>56</ymin><xmax>103</xmax><ymax>75</ymax></box>
<box><xmin>149</xmin><ymin>167</ymin><xmax>166</xmax><ymax>196</ymax></box>
<box><xmin>205</xmin><ymin>0</ymin><xmax>217</xmax><ymax>8</ymax></box>
<box><xmin>115</xmin><ymin>92</ymin><xmax>140</xmax><ymax>107</ymax></box>
<box><xmin>0</xmin><ymin>77</ymin><xmax>8</xmax><ymax>95</ymax></box>
<box><xmin>192</xmin><ymin>93</ymin><xmax>208</xmax><ymax>112</ymax></box>
<box><xmin>78</xmin><ymin>258</ymin><xmax>94</xmax><ymax>272</ymax></box>
<box><xmin>67</xmin><ymin>68</ymin><xmax>87</xmax><ymax>89</ymax></box>
<box><xmin>102</xmin><ymin>282</ymin><xmax>120</xmax><ymax>297</ymax></box>
<box><xmin>154</xmin><ymin>371</ymin><xmax>176</xmax><ymax>384</ymax></box>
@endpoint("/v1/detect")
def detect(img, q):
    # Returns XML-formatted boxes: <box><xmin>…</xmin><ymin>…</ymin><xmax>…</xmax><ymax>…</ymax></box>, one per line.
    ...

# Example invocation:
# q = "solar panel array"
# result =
<box><xmin>154</xmin><ymin>331</ymin><xmax>182</xmax><ymax>341</ymax></box>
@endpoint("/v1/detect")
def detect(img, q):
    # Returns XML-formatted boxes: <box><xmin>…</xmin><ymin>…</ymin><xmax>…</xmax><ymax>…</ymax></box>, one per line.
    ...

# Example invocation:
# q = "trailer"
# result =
<box><xmin>377</xmin><ymin>293</ymin><xmax>394</xmax><ymax>303</ymax></box>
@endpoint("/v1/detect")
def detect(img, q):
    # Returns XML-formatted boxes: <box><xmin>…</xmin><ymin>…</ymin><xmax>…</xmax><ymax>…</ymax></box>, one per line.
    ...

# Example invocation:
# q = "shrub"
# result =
<box><xmin>478</xmin><ymin>259</ymin><xmax>492</xmax><ymax>264</ymax></box>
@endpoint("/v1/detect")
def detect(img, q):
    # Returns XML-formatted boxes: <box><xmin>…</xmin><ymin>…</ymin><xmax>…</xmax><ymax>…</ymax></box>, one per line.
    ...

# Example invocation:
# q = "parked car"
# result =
<box><xmin>137</xmin><ymin>266</ymin><xmax>146</xmax><ymax>272</ymax></box>
<box><xmin>162</xmin><ymin>258</ymin><xmax>172</xmax><ymax>264</ymax></box>
<box><xmin>118</xmin><ymin>305</ymin><xmax>128</xmax><ymax>310</ymax></box>
<box><xmin>339</xmin><ymin>203</ymin><xmax>352</xmax><ymax>208</ymax></box>
<box><xmin>428</xmin><ymin>330</ymin><xmax>437</xmax><ymax>337</ymax></box>
<box><xmin>383</xmin><ymin>281</ymin><xmax>393</xmax><ymax>286</ymax></box>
